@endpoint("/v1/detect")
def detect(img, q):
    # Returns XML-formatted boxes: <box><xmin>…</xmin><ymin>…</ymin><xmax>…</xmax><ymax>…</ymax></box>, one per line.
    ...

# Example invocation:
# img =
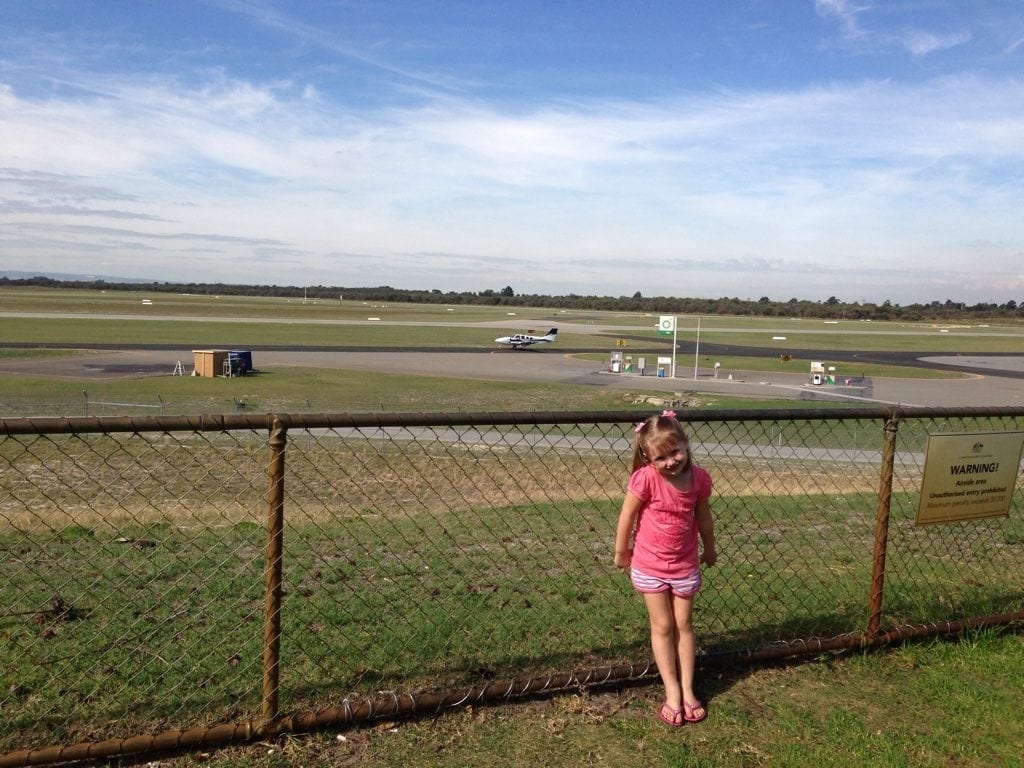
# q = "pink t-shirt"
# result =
<box><xmin>627</xmin><ymin>463</ymin><xmax>712</xmax><ymax>580</ymax></box>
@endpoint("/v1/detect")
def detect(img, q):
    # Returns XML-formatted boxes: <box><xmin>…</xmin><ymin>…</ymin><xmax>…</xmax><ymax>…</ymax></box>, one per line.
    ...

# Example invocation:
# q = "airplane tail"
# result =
<box><xmin>546</xmin><ymin>328</ymin><xmax>558</xmax><ymax>337</ymax></box>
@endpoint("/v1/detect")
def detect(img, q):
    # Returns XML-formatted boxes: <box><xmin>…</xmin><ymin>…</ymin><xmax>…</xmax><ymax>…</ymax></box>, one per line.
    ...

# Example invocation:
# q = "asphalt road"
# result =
<box><xmin>2</xmin><ymin>342</ymin><xmax>1023</xmax><ymax>408</ymax></box>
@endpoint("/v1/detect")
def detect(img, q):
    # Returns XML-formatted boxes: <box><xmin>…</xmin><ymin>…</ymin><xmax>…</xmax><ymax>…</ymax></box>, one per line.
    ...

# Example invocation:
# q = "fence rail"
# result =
<box><xmin>2</xmin><ymin>406</ymin><xmax>1023</xmax><ymax>766</ymax></box>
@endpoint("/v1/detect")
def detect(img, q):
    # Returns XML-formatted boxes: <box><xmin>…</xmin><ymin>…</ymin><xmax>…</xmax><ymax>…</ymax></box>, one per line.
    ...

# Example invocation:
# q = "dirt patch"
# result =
<box><xmin>0</xmin><ymin>350</ymin><xmax>189</xmax><ymax>380</ymax></box>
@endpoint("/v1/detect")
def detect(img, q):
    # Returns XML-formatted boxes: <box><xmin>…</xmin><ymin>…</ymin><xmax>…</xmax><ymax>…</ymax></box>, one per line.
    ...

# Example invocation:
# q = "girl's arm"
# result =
<box><xmin>695</xmin><ymin>497</ymin><xmax>717</xmax><ymax>566</ymax></box>
<box><xmin>615</xmin><ymin>491</ymin><xmax>644</xmax><ymax>570</ymax></box>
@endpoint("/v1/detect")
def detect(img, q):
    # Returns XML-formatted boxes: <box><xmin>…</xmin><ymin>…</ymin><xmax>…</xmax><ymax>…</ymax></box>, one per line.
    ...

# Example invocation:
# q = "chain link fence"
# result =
<box><xmin>2</xmin><ymin>407</ymin><xmax>1023</xmax><ymax>765</ymax></box>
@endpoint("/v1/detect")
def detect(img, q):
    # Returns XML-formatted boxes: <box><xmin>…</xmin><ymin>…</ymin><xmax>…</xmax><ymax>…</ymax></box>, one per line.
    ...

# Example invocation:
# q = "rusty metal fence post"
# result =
<box><xmin>867</xmin><ymin>411</ymin><xmax>900</xmax><ymax>639</ymax></box>
<box><xmin>262</xmin><ymin>417</ymin><xmax>288</xmax><ymax>727</ymax></box>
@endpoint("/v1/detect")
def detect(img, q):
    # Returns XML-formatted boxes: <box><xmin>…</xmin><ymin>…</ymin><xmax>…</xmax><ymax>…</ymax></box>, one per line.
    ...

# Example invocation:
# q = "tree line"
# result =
<box><xmin>3</xmin><ymin>276</ymin><xmax>1022</xmax><ymax>322</ymax></box>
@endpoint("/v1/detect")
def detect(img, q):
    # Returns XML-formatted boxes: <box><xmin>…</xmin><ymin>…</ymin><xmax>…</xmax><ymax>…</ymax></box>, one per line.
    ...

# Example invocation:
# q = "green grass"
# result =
<box><xmin>1</xmin><ymin>285</ymin><xmax>1019</xmax><ymax>419</ymax></box>
<box><xmin>676</xmin><ymin>326</ymin><xmax>1024</xmax><ymax>354</ymax></box>
<box><xmin>1</xmin><ymin>520</ymin><xmax>267</xmax><ymax>740</ymax></box>
<box><xmin>62</xmin><ymin>630</ymin><xmax>1024</xmax><ymax>768</ymax></box>
<box><xmin>2</xmin><ymin>287</ymin><xmax>1023</xmax><ymax>765</ymax></box>
<box><xmin>0</xmin><ymin>286</ymin><xmax>570</xmax><ymax>324</ymax></box>
<box><xmin>4</xmin><ymin>470</ymin><xmax>1020</xmax><ymax>755</ymax></box>
<box><xmin>0</xmin><ymin>364</ymin><xmax>864</xmax><ymax>418</ymax></box>
<box><xmin>424</xmin><ymin>629</ymin><xmax>1019</xmax><ymax>768</ymax></box>
<box><xmin>0</xmin><ymin>366</ymin><xmax>666</xmax><ymax>416</ymax></box>
<box><xmin>5</xmin><ymin>314</ymin><xmax>1024</xmax><ymax>354</ymax></box>
<box><xmin>0</xmin><ymin>315</ymin><xmax>585</xmax><ymax>348</ymax></box>
<box><xmin>5</xmin><ymin>286</ymin><xmax>1024</xmax><ymax>353</ymax></box>
<box><xmin>0</xmin><ymin>348</ymin><xmax>90</xmax><ymax>361</ymax></box>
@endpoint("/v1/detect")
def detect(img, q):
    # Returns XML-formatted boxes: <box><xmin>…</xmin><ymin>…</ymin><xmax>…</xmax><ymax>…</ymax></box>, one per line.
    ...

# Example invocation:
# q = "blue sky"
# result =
<box><xmin>1</xmin><ymin>1</ymin><xmax>1023</xmax><ymax>304</ymax></box>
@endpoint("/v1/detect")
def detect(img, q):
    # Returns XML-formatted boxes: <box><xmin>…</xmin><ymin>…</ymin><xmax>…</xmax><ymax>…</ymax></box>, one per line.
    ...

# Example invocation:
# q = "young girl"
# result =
<box><xmin>615</xmin><ymin>410</ymin><xmax>717</xmax><ymax>726</ymax></box>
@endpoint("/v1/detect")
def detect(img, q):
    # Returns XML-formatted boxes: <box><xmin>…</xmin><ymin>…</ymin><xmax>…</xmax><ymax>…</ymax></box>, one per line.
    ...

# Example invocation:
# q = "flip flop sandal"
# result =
<box><xmin>683</xmin><ymin>699</ymin><xmax>707</xmax><ymax>723</ymax></box>
<box><xmin>657</xmin><ymin>701</ymin><xmax>684</xmax><ymax>727</ymax></box>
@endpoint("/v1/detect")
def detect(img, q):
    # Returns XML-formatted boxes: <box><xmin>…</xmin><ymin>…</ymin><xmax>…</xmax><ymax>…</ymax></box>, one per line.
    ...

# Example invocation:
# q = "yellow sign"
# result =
<box><xmin>916</xmin><ymin>431</ymin><xmax>1024</xmax><ymax>525</ymax></box>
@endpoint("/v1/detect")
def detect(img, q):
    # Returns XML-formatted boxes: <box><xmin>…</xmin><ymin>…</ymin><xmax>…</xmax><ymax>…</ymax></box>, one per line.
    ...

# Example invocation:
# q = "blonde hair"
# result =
<box><xmin>631</xmin><ymin>410</ymin><xmax>690</xmax><ymax>472</ymax></box>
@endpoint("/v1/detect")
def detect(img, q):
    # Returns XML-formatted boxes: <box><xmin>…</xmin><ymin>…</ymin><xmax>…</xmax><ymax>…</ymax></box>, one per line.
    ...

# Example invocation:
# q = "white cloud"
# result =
<box><xmin>815</xmin><ymin>0</ymin><xmax>971</xmax><ymax>58</ymax></box>
<box><xmin>900</xmin><ymin>29</ymin><xmax>971</xmax><ymax>57</ymax></box>
<box><xmin>1</xmin><ymin>59</ymin><xmax>1023</xmax><ymax>302</ymax></box>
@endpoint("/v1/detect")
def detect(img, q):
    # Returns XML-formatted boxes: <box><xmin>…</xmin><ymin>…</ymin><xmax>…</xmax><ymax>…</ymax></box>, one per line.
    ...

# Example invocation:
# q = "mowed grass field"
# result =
<box><xmin>4</xmin><ymin>286</ymin><xmax>1024</xmax><ymax>352</ymax></box>
<box><xmin>2</xmin><ymin>286</ymin><xmax>1023</xmax><ymax>767</ymax></box>
<box><xmin>3</xmin><ymin>285</ymin><xmax>1023</xmax><ymax>416</ymax></box>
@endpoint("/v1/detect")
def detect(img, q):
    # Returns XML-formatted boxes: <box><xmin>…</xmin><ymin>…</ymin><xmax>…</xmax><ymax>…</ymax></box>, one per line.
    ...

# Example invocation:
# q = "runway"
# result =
<box><xmin>2</xmin><ymin>344</ymin><xmax>1022</xmax><ymax>408</ymax></box>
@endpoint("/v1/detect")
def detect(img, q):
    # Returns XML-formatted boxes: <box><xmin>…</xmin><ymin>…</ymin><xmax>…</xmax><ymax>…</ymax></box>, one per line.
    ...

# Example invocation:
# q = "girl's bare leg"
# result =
<box><xmin>672</xmin><ymin>593</ymin><xmax>706</xmax><ymax>719</ymax></box>
<box><xmin>642</xmin><ymin>591</ymin><xmax>682</xmax><ymax>718</ymax></box>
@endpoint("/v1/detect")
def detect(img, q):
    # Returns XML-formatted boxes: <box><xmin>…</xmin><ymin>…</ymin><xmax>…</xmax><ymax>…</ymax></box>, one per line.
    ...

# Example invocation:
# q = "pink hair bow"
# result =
<box><xmin>636</xmin><ymin>410</ymin><xmax>676</xmax><ymax>432</ymax></box>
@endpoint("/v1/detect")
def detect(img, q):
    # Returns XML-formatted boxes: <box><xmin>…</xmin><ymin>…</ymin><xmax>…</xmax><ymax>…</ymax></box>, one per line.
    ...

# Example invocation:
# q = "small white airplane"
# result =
<box><xmin>494</xmin><ymin>327</ymin><xmax>558</xmax><ymax>349</ymax></box>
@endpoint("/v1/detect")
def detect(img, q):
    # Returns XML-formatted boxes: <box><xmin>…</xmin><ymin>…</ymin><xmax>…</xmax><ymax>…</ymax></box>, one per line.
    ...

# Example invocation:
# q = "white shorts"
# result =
<box><xmin>630</xmin><ymin>567</ymin><xmax>702</xmax><ymax>597</ymax></box>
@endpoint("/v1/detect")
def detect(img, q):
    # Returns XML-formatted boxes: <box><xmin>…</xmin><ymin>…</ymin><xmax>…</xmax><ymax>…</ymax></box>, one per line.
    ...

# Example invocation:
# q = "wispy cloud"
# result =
<box><xmin>2</xmin><ymin>65</ymin><xmax>1022</xmax><ymax>299</ymax></box>
<box><xmin>0</xmin><ymin>202</ymin><xmax>166</xmax><ymax>220</ymax></box>
<box><xmin>899</xmin><ymin>29</ymin><xmax>971</xmax><ymax>57</ymax></box>
<box><xmin>815</xmin><ymin>0</ymin><xmax>970</xmax><ymax>57</ymax></box>
<box><xmin>815</xmin><ymin>0</ymin><xmax>869</xmax><ymax>39</ymax></box>
<box><xmin>207</xmin><ymin>0</ymin><xmax>469</xmax><ymax>94</ymax></box>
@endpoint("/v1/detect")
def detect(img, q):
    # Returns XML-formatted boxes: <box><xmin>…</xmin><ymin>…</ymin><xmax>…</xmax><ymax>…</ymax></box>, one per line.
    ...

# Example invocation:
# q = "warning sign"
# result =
<box><xmin>916</xmin><ymin>431</ymin><xmax>1024</xmax><ymax>525</ymax></box>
